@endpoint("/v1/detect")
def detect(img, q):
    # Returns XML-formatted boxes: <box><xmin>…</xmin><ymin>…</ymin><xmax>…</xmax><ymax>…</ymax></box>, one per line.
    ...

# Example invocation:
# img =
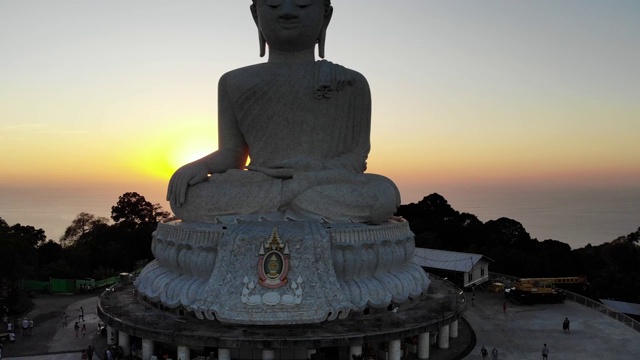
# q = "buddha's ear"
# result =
<box><xmin>250</xmin><ymin>4</ymin><xmax>266</xmax><ymax>57</ymax></box>
<box><xmin>318</xmin><ymin>6</ymin><xmax>333</xmax><ymax>59</ymax></box>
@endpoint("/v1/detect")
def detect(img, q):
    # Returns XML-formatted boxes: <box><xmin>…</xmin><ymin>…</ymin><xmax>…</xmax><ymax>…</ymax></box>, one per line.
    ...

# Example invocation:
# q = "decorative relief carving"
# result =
<box><xmin>239</xmin><ymin>228</ymin><xmax>302</xmax><ymax>306</ymax></box>
<box><xmin>134</xmin><ymin>220</ymin><xmax>430</xmax><ymax>324</ymax></box>
<box><xmin>258</xmin><ymin>228</ymin><xmax>290</xmax><ymax>289</ymax></box>
<box><xmin>241</xmin><ymin>275</ymin><xmax>303</xmax><ymax>306</ymax></box>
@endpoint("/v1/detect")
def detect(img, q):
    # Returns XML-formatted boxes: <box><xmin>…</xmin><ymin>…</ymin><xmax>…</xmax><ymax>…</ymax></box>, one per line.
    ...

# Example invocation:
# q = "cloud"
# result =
<box><xmin>2</xmin><ymin>124</ymin><xmax>92</xmax><ymax>135</ymax></box>
<box><xmin>2</xmin><ymin>123</ymin><xmax>49</xmax><ymax>130</ymax></box>
<box><xmin>49</xmin><ymin>130</ymin><xmax>93</xmax><ymax>135</ymax></box>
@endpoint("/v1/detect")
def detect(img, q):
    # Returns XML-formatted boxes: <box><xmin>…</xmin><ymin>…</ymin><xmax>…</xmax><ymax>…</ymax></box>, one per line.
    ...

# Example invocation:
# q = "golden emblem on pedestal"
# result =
<box><xmin>258</xmin><ymin>228</ymin><xmax>290</xmax><ymax>288</ymax></box>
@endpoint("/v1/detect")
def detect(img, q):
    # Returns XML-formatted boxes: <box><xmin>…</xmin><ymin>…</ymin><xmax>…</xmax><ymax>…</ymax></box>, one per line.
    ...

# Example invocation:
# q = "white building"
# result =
<box><xmin>412</xmin><ymin>248</ymin><xmax>492</xmax><ymax>289</ymax></box>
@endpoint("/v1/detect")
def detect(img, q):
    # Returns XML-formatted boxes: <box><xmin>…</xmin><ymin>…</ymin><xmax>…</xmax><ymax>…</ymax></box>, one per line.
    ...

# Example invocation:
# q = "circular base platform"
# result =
<box><xmin>135</xmin><ymin>220</ymin><xmax>430</xmax><ymax>324</ymax></box>
<box><xmin>99</xmin><ymin>278</ymin><xmax>464</xmax><ymax>350</ymax></box>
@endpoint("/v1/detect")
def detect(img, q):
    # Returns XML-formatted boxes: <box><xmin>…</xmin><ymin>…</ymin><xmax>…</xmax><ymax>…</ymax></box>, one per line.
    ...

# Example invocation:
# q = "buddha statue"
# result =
<box><xmin>167</xmin><ymin>0</ymin><xmax>400</xmax><ymax>223</ymax></box>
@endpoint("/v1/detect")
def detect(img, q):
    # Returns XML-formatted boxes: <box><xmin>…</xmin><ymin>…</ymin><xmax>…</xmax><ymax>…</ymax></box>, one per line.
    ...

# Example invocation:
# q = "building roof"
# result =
<box><xmin>600</xmin><ymin>299</ymin><xmax>640</xmax><ymax>316</ymax></box>
<box><xmin>411</xmin><ymin>248</ymin><xmax>489</xmax><ymax>273</ymax></box>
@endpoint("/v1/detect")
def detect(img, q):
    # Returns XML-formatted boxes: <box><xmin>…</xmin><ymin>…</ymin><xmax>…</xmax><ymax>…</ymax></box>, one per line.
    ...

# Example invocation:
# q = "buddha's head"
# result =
<box><xmin>250</xmin><ymin>0</ymin><xmax>333</xmax><ymax>58</ymax></box>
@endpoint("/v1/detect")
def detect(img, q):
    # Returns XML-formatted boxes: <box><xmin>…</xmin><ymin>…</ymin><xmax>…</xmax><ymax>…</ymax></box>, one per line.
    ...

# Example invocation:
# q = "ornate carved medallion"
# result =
<box><xmin>258</xmin><ymin>228</ymin><xmax>290</xmax><ymax>289</ymax></box>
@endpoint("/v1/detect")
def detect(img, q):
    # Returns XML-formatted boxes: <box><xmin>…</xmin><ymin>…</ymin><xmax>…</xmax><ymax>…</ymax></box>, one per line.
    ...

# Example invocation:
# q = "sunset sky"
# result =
<box><xmin>1</xmin><ymin>1</ymin><xmax>639</xmax><ymax>241</ymax></box>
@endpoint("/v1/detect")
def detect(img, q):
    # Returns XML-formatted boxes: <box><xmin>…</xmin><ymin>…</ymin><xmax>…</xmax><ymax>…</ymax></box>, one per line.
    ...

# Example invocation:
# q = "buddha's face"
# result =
<box><xmin>253</xmin><ymin>0</ymin><xmax>330</xmax><ymax>53</ymax></box>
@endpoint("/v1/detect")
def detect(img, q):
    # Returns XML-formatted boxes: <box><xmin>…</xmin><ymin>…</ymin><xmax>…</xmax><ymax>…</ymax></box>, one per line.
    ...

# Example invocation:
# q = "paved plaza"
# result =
<box><xmin>465</xmin><ymin>289</ymin><xmax>640</xmax><ymax>359</ymax></box>
<box><xmin>3</xmin><ymin>287</ymin><xmax>640</xmax><ymax>359</ymax></box>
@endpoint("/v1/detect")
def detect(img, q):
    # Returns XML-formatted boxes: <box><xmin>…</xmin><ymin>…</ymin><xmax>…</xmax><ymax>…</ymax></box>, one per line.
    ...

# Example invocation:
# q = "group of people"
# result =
<box><xmin>104</xmin><ymin>344</ymin><xmax>125</xmax><ymax>360</ymax></box>
<box><xmin>1</xmin><ymin>316</ymin><xmax>26</xmax><ymax>358</ymax></box>
<box><xmin>80</xmin><ymin>345</ymin><xmax>95</xmax><ymax>360</ymax></box>
<box><xmin>480</xmin><ymin>346</ymin><xmax>499</xmax><ymax>360</ymax></box>
<box><xmin>481</xmin><ymin>344</ymin><xmax>550</xmax><ymax>359</ymax></box>
<box><xmin>64</xmin><ymin>307</ymin><xmax>88</xmax><ymax>338</ymax></box>
<box><xmin>4</xmin><ymin>317</ymin><xmax>34</xmax><ymax>337</ymax></box>
<box><xmin>73</xmin><ymin>321</ymin><xmax>87</xmax><ymax>338</ymax></box>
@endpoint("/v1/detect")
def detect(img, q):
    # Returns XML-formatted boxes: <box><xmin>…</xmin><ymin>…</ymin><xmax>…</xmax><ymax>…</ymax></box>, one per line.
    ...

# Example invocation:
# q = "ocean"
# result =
<box><xmin>0</xmin><ymin>183</ymin><xmax>169</xmax><ymax>243</ymax></box>
<box><xmin>1</xmin><ymin>184</ymin><xmax>639</xmax><ymax>249</ymax></box>
<box><xmin>408</xmin><ymin>185</ymin><xmax>640</xmax><ymax>249</ymax></box>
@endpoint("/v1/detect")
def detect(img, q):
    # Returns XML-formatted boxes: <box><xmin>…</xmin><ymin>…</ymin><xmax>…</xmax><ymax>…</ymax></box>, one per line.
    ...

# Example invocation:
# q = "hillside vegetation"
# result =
<box><xmin>1</xmin><ymin>192</ymin><xmax>638</xmax><ymax>309</ymax></box>
<box><xmin>397</xmin><ymin>193</ymin><xmax>640</xmax><ymax>303</ymax></box>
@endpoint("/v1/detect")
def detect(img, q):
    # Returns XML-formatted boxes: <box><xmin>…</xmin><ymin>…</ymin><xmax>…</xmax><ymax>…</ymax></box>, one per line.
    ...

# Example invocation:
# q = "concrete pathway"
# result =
<box><xmin>4</xmin><ymin>289</ymin><xmax>640</xmax><ymax>359</ymax></box>
<box><xmin>4</xmin><ymin>354</ymin><xmax>87</xmax><ymax>360</ymax></box>
<box><xmin>3</xmin><ymin>293</ymin><xmax>102</xmax><ymax>359</ymax></box>
<box><xmin>465</xmin><ymin>289</ymin><xmax>640</xmax><ymax>359</ymax></box>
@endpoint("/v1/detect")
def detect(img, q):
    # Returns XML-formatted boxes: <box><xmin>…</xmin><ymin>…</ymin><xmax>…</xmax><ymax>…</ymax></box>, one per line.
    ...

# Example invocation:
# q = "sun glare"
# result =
<box><xmin>117</xmin><ymin>127</ymin><xmax>217</xmax><ymax>182</ymax></box>
<box><xmin>170</xmin><ymin>145</ymin><xmax>212</xmax><ymax>171</ymax></box>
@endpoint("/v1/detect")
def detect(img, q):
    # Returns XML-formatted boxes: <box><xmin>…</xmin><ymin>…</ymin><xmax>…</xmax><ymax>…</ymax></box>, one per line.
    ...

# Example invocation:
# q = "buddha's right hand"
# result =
<box><xmin>167</xmin><ymin>161</ymin><xmax>210</xmax><ymax>208</ymax></box>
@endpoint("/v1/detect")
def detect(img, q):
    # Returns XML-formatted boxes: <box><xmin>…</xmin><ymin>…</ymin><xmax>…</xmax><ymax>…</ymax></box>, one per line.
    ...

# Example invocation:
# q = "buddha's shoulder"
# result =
<box><xmin>318</xmin><ymin>61</ymin><xmax>370</xmax><ymax>90</ymax></box>
<box><xmin>219</xmin><ymin>64</ymin><xmax>267</xmax><ymax>83</ymax></box>
<box><xmin>219</xmin><ymin>62</ymin><xmax>368</xmax><ymax>87</ymax></box>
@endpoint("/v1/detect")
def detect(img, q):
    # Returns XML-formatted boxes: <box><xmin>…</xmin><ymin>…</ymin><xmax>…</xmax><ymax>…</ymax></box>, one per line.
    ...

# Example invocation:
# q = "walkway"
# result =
<box><xmin>464</xmin><ymin>289</ymin><xmax>640</xmax><ymax>359</ymax></box>
<box><xmin>4</xmin><ymin>288</ymin><xmax>640</xmax><ymax>359</ymax></box>
<box><xmin>3</xmin><ymin>293</ymin><xmax>102</xmax><ymax>359</ymax></box>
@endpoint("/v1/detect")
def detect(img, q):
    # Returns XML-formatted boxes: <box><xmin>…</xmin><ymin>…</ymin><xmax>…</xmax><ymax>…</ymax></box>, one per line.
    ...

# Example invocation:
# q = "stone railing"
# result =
<box><xmin>489</xmin><ymin>272</ymin><xmax>640</xmax><ymax>334</ymax></box>
<box><xmin>563</xmin><ymin>290</ymin><xmax>640</xmax><ymax>333</ymax></box>
<box><xmin>428</xmin><ymin>274</ymin><xmax>467</xmax><ymax>319</ymax></box>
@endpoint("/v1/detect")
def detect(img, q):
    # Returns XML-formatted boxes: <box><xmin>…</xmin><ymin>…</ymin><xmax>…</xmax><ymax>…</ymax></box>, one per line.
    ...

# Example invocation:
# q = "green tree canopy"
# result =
<box><xmin>59</xmin><ymin>212</ymin><xmax>109</xmax><ymax>247</ymax></box>
<box><xmin>111</xmin><ymin>192</ymin><xmax>169</xmax><ymax>226</ymax></box>
<box><xmin>0</xmin><ymin>217</ymin><xmax>47</xmax><ymax>282</ymax></box>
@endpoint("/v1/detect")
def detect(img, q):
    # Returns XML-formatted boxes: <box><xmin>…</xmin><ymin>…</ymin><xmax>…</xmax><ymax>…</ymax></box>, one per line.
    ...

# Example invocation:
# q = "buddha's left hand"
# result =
<box><xmin>167</xmin><ymin>161</ymin><xmax>209</xmax><ymax>208</ymax></box>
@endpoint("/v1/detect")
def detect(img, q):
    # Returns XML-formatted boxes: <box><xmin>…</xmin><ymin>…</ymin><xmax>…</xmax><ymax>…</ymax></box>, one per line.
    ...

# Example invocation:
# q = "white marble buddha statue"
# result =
<box><xmin>167</xmin><ymin>0</ymin><xmax>400</xmax><ymax>223</ymax></box>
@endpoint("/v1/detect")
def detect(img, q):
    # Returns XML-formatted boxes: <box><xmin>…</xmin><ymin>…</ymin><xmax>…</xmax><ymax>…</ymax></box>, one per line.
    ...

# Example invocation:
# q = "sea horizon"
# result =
<box><xmin>1</xmin><ymin>183</ymin><xmax>638</xmax><ymax>250</ymax></box>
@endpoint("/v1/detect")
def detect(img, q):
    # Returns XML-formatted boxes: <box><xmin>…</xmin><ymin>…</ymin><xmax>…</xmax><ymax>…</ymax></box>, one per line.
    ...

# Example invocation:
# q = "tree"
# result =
<box><xmin>109</xmin><ymin>192</ymin><xmax>170</xmax><ymax>268</ymax></box>
<box><xmin>111</xmin><ymin>192</ymin><xmax>169</xmax><ymax>226</ymax></box>
<box><xmin>37</xmin><ymin>240</ymin><xmax>64</xmax><ymax>265</ymax></box>
<box><xmin>59</xmin><ymin>212</ymin><xmax>109</xmax><ymax>247</ymax></box>
<box><xmin>0</xmin><ymin>218</ymin><xmax>46</xmax><ymax>282</ymax></box>
<box><xmin>8</xmin><ymin>223</ymin><xmax>46</xmax><ymax>248</ymax></box>
<box><xmin>36</xmin><ymin>240</ymin><xmax>68</xmax><ymax>280</ymax></box>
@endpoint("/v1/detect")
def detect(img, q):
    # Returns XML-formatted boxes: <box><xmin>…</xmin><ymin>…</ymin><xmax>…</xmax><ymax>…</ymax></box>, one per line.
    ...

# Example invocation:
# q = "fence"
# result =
<box><xmin>489</xmin><ymin>271</ymin><xmax>640</xmax><ymax>334</ymax></box>
<box><xmin>22</xmin><ymin>275</ymin><xmax>121</xmax><ymax>294</ymax></box>
<box><xmin>95</xmin><ymin>276</ymin><xmax>120</xmax><ymax>289</ymax></box>
<box><xmin>564</xmin><ymin>290</ymin><xmax>640</xmax><ymax>332</ymax></box>
<box><xmin>22</xmin><ymin>279</ymin><xmax>49</xmax><ymax>292</ymax></box>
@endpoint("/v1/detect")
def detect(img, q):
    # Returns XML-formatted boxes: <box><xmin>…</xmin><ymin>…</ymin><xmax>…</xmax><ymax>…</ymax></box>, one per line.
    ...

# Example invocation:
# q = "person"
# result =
<box><xmin>79</xmin><ymin>306</ymin><xmax>84</xmax><ymax>322</ymax></box>
<box><xmin>480</xmin><ymin>346</ymin><xmax>488</xmax><ymax>359</ymax></box>
<box><xmin>6</xmin><ymin>320</ymin><xmax>12</xmax><ymax>333</ymax></box>
<box><xmin>28</xmin><ymin>318</ymin><xmax>33</xmax><ymax>335</ymax></box>
<box><xmin>131</xmin><ymin>342</ymin><xmax>139</xmax><ymax>358</ymax></box>
<box><xmin>82</xmin><ymin>323</ymin><xmax>87</xmax><ymax>337</ymax></box>
<box><xmin>21</xmin><ymin>318</ymin><xmax>29</xmax><ymax>336</ymax></box>
<box><xmin>471</xmin><ymin>294</ymin><xmax>476</xmax><ymax>307</ymax></box>
<box><xmin>166</xmin><ymin>0</ymin><xmax>400</xmax><ymax>225</ymax></box>
<box><xmin>565</xmin><ymin>317</ymin><xmax>570</xmax><ymax>333</ymax></box>
<box><xmin>87</xmin><ymin>345</ymin><xmax>94</xmax><ymax>360</ymax></box>
<box><xmin>562</xmin><ymin>317</ymin><xmax>568</xmax><ymax>333</ymax></box>
<box><xmin>542</xmin><ymin>343</ymin><xmax>549</xmax><ymax>359</ymax></box>
<box><xmin>81</xmin><ymin>350</ymin><xmax>88</xmax><ymax>360</ymax></box>
<box><xmin>503</xmin><ymin>301</ymin><xmax>507</xmax><ymax>313</ymax></box>
<box><xmin>74</xmin><ymin>322</ymin><xmax>80</xmax><ymax>337</ymax></box>
<box><xmin>491</xmin><ymin>347</ymin><xmax>498</xmax><ymax>360</ymax></box>
<box><xmin>63</xmin><ymin>312</ymin><xmax>68</xmax><ymax>328</ymax></box>
<box><xmin>9</xmin><ymin>332</ymin><xmax>15</xmax><ymax>348</ymax></box>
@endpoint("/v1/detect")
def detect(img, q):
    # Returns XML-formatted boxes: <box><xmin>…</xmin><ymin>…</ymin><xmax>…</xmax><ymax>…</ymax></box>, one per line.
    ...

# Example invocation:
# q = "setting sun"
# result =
<box><xmin>169</xmin><ymin>143</ymin><xmax>214</xmax><ymax>173</ymax></box>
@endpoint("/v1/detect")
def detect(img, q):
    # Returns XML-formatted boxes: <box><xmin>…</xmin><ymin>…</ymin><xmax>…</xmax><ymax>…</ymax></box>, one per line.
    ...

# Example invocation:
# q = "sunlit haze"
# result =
<box><xmin>1</xmin><ymin>0</ymin><xmax>639</xmax><ymax>244</ymax></box>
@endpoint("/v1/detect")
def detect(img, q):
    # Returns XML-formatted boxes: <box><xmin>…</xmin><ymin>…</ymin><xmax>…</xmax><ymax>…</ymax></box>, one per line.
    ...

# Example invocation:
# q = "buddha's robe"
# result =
<box><xmin>171</xmin><ymin>61</ymin><xmax>400</xmax><ymax>223</ymax></box>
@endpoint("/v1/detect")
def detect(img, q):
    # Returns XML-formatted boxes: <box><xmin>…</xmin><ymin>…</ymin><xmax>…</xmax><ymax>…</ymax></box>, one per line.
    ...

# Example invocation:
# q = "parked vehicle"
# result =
<box><xmin>505</xmin><ymin>277</ymin><xmax>587</xmax><ymax>304</ymax></box>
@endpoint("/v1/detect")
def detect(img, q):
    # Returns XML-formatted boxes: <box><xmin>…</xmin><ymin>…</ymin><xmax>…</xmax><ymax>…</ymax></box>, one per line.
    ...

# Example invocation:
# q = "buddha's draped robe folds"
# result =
<box><xmin>172</xmin><ymin>61</ymin><xmax>400</xmax><ymax>223</ymax></box>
